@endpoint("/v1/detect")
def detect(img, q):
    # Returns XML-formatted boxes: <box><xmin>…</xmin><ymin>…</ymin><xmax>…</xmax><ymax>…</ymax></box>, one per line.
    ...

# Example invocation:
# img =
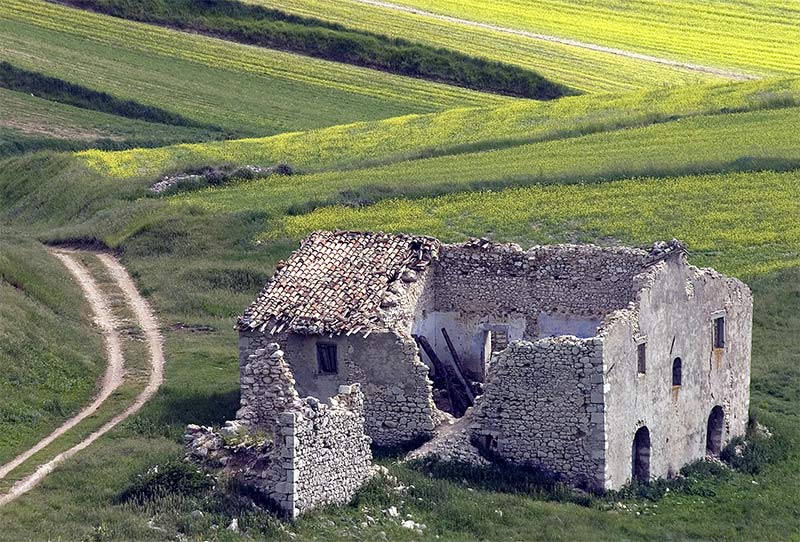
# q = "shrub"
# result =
<box><xmin>117</xmin><ymin>460</ymin><xmax>213</xmax><ymax>504</ymax></box>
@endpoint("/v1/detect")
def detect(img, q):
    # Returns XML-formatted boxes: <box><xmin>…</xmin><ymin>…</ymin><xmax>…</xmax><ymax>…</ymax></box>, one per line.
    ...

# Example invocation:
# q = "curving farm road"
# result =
<box><xmin>0</xmin><ymin>250</ymin><xmax>164</xmax><ymax>506</ymax></box>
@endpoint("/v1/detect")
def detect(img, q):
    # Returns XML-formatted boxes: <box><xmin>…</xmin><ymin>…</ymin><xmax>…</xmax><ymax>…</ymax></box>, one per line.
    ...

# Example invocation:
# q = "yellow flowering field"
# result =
<box><xmin>381</xmin><ymin>0</ymin><xmax>800</xmax><ymax>77</ymax></box>
<box><xmin>79</xmin><ymin>77</ymin><xmax>800</xmax><ymax>178</ymax></box>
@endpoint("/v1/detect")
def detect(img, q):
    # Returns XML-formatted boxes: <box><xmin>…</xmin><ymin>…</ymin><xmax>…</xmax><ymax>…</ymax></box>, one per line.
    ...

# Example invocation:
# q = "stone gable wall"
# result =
<box><xmin>435</xmin><ymin>243</ymin><xmax>647</xmax><ymax>323</ymax></box>
<box><xmin>471</xmin><ymin>337</ymin><xmax>606</xmax><ymax>490</ymax></box>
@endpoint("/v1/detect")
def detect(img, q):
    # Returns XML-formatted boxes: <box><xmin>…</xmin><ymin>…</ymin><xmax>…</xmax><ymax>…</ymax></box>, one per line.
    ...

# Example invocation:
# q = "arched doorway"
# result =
<box><xmin>706</xmin><ymin>406</ymin><xmax>725</xmax><ymax>455</ymax></box>
<box><xmin>632</xmin><ymin>426</ymin><xmax>651</xmax><ymax>482</ymax></box>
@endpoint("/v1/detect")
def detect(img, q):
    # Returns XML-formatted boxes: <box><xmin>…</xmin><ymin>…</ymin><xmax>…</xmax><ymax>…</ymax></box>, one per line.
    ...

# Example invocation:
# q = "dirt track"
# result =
<box><xmin>352</xmin><ymin>0</ymin><xmax>758</xmax><ymax>81</ymax></box>
<box><xmin>0</xmin><ymin>250</ymin><xmax>164</xmax><ymax>506</ymax></box>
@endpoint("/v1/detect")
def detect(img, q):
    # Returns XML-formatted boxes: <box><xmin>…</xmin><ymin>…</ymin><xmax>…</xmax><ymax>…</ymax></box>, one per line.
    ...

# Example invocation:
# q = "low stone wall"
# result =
<box><xmin>276</xmin><ymin>385</ymin><xmax>373</xmax><ymax>516</ymax></box>
<box><xmin>187</xmin><ymin>344</ymin><xmax>373</xmax><ymax>518</ymax></box>
<box><xmin>471</xmin><ymin>337</ymin><xmax>606</xmax><ymax>490</ymax></box>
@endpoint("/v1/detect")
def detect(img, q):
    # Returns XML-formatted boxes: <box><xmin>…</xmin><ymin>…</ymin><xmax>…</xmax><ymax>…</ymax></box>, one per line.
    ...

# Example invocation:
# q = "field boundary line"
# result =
<box><xmin>0</xmin><ymin>250</ymin><xmax>165</xmax><ymax>506</ymax></box>
<box><xmin>351</xmin><ymin>0</ymin><xmax>759</xmax><ymax>81</ymax></box>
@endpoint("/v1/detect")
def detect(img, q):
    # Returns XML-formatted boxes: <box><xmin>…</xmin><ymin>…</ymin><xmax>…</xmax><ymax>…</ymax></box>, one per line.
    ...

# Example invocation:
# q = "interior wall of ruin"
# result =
<box><xmin>425</xmin><ymin>243</ymin><xmax>646</xmax><ymax>379</ymax></box>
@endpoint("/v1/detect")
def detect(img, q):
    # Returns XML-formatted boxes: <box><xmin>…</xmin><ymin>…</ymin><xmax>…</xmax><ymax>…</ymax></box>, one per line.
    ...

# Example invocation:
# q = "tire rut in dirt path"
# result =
<box><xmin>0</xmin><ymin>250</ymin><xmax>165</xmax><ymax>506</ymax></box>
<box><xmin>351</xmin><ymin>0</ymin><xmax>759</xmax><ymax>81</ymax></box>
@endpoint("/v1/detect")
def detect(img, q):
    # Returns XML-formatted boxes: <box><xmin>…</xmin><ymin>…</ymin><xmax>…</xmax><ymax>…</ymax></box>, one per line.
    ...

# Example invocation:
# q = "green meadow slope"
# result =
<box><xmin>0</xmin><ymin>0</ymin><xmax>508</xmax><ymax>138</ymax></box>
<box><xmin>1</xmin><ymin>92</ymin><xmax>800</xmax><ymax>537</ymax></box>
<box><xmin>253</xmin><ymin>0</ymin><xmax>726</xmax><ymax>93</ymax></box>
<box><xmin>371</xmin><ymin>0</ymin><xmax>800</xmax><ymax>77</ymax></box>
<box><xmin>0</xmin><ymin>88</ymin><xmax>221</xmax><ymax>157</ymax></box>
<box><xmin>0</xmin><ymin>234</ymin><xmax>104</xmax><ymax>465</ymax></box>
<box><xmin>79</xmin><ymin>77</ymin><xmax>800</xmax><ymax>178</ymax></box>
<box><xmin>0</xmin><ymin>0</ymin><xmax>799</xmax><ymax>538</ymax></box>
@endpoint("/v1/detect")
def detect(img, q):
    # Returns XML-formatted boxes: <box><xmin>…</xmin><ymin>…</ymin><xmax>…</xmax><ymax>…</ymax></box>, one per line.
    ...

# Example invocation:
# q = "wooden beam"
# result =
<box><xmin>440</xmin><ymin>328</ymin><xmax>475</xmax><ymax>404</ymax></box>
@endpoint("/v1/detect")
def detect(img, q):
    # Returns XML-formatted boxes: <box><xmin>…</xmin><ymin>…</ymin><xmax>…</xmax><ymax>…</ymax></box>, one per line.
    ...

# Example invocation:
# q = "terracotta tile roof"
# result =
<box><xmin>238</xmin><ymin>230</ymin><xmax>439</xmax><ymax>335</ymax></box>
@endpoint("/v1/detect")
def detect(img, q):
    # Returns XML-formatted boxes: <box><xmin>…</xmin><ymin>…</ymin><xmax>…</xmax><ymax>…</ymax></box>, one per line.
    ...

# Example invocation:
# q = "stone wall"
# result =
<box><xmin>600</xmin><ymin>257</ymin><xmax>752</xmax><ymax>489</ymax></box>
<box><xmin>187</xmin><ymin>344</ymin><xmax>373</xmax><ymax>518</ymax></box>
<box><xmin>237</xmin><ymin>344</ymin><xmax>299</xmax><ymax>427</ymax></box>
<box><xmin>422</xmin><ymin>241</ymin><xmax>647</xmax><ymax>377</ymax></box>
<box><xmin>268</xmin><ymin>384</ymin><xmax>373</xmax><ymax>517</ymax></box>
<box><xmin>470</xmin><ymin>336</ymin><xmax>606</xmax><ymax>490</ymax></box>
<box><xmin>239</xmin><ymin>331</ymin><xmax>436</xmax><ymax>447</ymax></box>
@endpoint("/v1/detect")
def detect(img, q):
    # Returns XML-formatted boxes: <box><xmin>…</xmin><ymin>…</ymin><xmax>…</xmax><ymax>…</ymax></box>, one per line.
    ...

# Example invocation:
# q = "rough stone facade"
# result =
<box><xmin>471</xmin><ymin>337</ymin><xmax>606</xmax><ymax>489</ymax></box>
<box><xmin>235</xmin><ymin>231</ymin><xmax>752</xmax><ymax>492</ymax></box>
<box><xmin>186</xmin><ymin>343</ymin><xmax>373</xmax><ymax>518</ymax></box>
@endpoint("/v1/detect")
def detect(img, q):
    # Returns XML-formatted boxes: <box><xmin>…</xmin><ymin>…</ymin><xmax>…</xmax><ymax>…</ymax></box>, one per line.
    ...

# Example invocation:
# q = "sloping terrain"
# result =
<box><xmin>0</xmin><ymin>0</ymin><xmax>508</xmax><ymax>138</ymax></box>
<box><xmin>78</xmin><ymin>76</ymin><xmax>800</xmax><ymax>178</ymax></box>
<box><xmin>253</xmin><ymin>0</ymin><xmax>726</xmax><ymax>92</ymax></box>
<box><xmin>0</xmin><ymin>0</ymin><xmax>799</xmax><ymax>539</ymax></box>
<box><xmin>371</xmin><ymin>0</ymin><xmax>800</xmax><ymax>76</ymax></box>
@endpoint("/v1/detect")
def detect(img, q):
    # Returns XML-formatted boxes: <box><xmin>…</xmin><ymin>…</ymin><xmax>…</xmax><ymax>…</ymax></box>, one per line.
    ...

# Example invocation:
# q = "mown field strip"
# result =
<box><xmin>0</xmin><ymin>0</ymin><xmax>507</xmax><ymax>137</ymax></box>
<box><xmin>347</xmin><ymin>0</ymin><xmax>755</xmax><ymax>80</ymax></box>
<box><xmin>77</xmin><ymin>77</ymin><xmax>800</xmax><ymax>178</ymax></box>
<box><xmin>255</xmin><ymin>0</ymin><xmax>723</xmax><ymax>93</ymax></box>
<box><xmin>279</xmin><ymin>169</ymin><xmax>800</xmax><ymax>279</ymax></box>
<box><xmin>382</xmin><ymin>0</ymin><xmax>800</xmax><ymax>76</ymax></box>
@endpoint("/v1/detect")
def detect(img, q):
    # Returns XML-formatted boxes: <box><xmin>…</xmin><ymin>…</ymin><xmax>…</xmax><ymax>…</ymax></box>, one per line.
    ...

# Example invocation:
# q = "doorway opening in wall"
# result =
<box><xmin>706</xmin><ymin>405</ymin><xmax>725</xmax><ymax>455</ymax></box>
<box><xmin>632</xmin><ymin>426</ymin><xmax>651</xmax><ymax>482</ymax></box>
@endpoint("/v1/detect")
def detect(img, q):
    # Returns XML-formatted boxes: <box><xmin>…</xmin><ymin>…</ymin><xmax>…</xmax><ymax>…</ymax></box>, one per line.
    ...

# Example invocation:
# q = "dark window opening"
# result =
<box><xmin>713</xmin><ymin>316</ymin><xmax>725</xmax><ymax>349</ymax></box>
<box><xmin>637</xmin><ymin>342</ymin><xmax>647</xmax><ymax>374</ymax></box>
<box><xmin>483</xmin><ymin>434</ymin><xmax>498</xmax><ymax>452</ymax></box>
<box><xmin>316</xmin><ymin>342</ymin><xmax>338</xmax><ymax>374</ymax></box>
<box><xmin>672</xmin><ymin>357</ymin><xmax>682</xmax><ymax>386</ymax></box>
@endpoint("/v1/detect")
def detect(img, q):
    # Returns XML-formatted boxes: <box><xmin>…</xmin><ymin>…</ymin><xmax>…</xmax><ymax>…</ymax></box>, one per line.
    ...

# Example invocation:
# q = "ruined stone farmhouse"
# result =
<box><xmin>233</xmin><ymin>229</ymin><xmax>751</xmax><ymax>496</ymax></box>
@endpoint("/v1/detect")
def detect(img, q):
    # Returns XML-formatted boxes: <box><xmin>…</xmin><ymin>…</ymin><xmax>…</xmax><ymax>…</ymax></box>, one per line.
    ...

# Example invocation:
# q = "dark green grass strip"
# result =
<box><xmin>54</xmin><ymin>0</ymin><xmax>573</xmax><ymax>100</ymax></box>
<box><xmin>0</xmin><ymin>62</ymin><xmax>224</xmax><ymax>132</ymax></box>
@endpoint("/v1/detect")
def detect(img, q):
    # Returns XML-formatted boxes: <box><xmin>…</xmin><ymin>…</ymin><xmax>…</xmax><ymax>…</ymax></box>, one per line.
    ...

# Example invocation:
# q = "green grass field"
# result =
<box><xmin>0</xmin><ymin>0</ymin><xmax>508</xmax><ymax>138</ymax></box>
<box><xmin>0</xmin><ymin>0</ymin><xmax>799</xmax><ymax>539</ymax></box>
<box><xmin>78</xmin><ymin>76</ymin><xmax>800</xmax><ymax>178</ymax></box>
<box><xmin>379</xmin><ymin>0</ymin><xmax>800</xmax><ymax>77</ymax></box>
<box><xmin>0</xmin><ymin>88</ymin><xmax>221</xmax><ymax>157</ymax></box>
<box><xmin>0</xmin><ymin>234</ymin><xmax>105</xmax><ymax>465</ymax></box>
<box><xmin>254</xmin><ymin>0</ymin><xmax>725</xmax><ymax>93</ymax></box>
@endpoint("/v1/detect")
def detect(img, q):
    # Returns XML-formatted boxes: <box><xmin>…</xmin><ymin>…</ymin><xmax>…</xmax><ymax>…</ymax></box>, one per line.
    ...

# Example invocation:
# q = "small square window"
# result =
<box><xmin>316</xmin><ymin>343</ymin><xmax>338</xmax><ymax>374</ymax></box>
<box><xmin>637</xmin><ymin>343</ymin><xmax>647</xmax><ymax>374</ymax></box>
<box><xmin>713</xmin><ymin>317</ymin><xmax>725</xmax><ymax>349</ymax></box>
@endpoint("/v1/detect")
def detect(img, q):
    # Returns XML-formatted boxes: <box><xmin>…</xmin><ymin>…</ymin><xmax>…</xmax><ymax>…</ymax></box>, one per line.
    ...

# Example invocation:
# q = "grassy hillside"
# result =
<box><xmin>0</xmin><ymin>88</ymin><xmax>222</xmax><ymax>158</ymax></box>
<box><xmin>0</xmin><ymin>151</ymin><xmax>799</xmax><ymax>539</ymax></box>
<box><xmin>378</xmin><ymin>0</ymin><xmax>800</xmax><ymax>76</ymax></box>
<box><xmin>255</xmin><ymin>0</ymin><xmax>725</xmax><ymax>93</ymax></box>
<box><xmin>0</xmin><ymin>0</ymin><xmax>508</xmax><ymax>138</ymax></box>
<box><xmin>78</xmin><ymin>77</ymin><xmax>800</xmax><ymax>178</ymax></box>
<box><xmin>0</xmin><ymin>0</ymin><xmax>798</xmax><ymax>537</ymax></box>
<box><xmin>0</xmin><ymin>234</ymin><xmax>105</xmax><ymax>464</ymax></box>
<box><xmin>54</xmin><ymin>0</ymin><xmax>571</xmax><ymax>100</ymax></box>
